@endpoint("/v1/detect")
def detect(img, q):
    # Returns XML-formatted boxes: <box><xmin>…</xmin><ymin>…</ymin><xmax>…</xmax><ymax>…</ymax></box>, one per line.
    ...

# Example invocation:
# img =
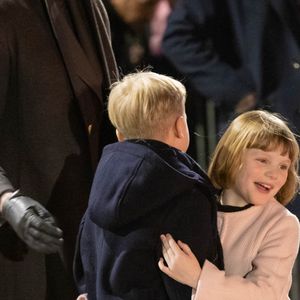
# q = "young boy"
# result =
<box><xmin>73</xmin><ymin>71</ymin><xmax>223</xmax><ymax>299</ymax></box>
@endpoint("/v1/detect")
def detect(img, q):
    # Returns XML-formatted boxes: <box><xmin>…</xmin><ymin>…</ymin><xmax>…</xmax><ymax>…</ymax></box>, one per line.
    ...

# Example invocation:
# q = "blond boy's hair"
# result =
<box><xmin>108</xmin><ymin>71</ymin><xmax>186</xmax><ymax>140</ymax></box>
<box><xmin>208</xmin><ymin>110</ymin><xmax>300</xmax><ymax>205</ymax></box>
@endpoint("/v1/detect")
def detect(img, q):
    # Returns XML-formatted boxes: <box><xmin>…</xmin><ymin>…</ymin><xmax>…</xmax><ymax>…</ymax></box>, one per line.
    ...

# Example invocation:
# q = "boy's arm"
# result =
<box><xmin>159</xmin><ymin>188</ymin><xmax>219</xmax><ymax>299</ymax></box>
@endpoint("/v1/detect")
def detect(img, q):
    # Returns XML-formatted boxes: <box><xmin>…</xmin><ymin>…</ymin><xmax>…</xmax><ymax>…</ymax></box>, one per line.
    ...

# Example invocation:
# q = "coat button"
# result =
<box><xmin>88</xmin><ymin>124</ymin><xmax>93</xmax><ymax>135</ymax></box>
<box><xmin>292</xmin><ymin>62</ymin><xmax>300</xmax><ymax>69</ymax></box>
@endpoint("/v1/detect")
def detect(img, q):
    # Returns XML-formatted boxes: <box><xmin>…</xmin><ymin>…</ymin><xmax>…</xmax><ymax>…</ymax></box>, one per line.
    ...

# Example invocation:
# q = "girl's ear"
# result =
<box><xmin>116</xmin><ymin>129</ymin><xmax>125</xmax><ymax>141</ymax></box>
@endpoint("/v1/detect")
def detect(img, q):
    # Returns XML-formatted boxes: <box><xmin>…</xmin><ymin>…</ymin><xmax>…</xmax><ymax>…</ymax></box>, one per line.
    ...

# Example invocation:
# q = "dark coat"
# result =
<box><xmin>74</xmin><ymin>140</ymin><xmax>223</xmax><ymax>300</ymax></box>
<box><xmin>0</xmin><ymin>0</ymin><xmax>117</xmax><ymax>299</ymax></box>
<box><xmin>163</xmin><ymin>0</ymin><xmax>300</xmax><ymax>129</ymax></box>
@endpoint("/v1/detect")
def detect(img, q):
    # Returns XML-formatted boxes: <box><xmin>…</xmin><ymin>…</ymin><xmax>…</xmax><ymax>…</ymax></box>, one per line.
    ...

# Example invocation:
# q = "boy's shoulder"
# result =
<box><xmin>101</xmin><ymin>140</ymin><xmax>214</xmax><ymax>191</ymax></box>
<box><xmin>103</xmin><ymin>140</ymin><xmax>155</xmax><ymax>157</ymax></box>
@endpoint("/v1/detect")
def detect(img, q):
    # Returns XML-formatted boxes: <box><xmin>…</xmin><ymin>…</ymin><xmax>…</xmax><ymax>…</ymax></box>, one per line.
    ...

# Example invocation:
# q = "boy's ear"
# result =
<box><xmin>116</xmin><ymin>129</ymin><xmax>125</xmax><ymax>141</ymax></box>
<box><xmin>174</xmin><ymin>116</ymin><xmax>185</xmax><ymax>139</ymax></box>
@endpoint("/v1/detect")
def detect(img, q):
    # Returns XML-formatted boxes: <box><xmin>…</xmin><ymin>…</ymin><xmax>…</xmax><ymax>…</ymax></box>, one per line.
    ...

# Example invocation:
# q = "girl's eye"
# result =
<box><xmin>257</xmin><ymin>158</ymin><xmax>267</xmax><ymax>163</ymax></box>
<box><xmin>280</xmin><ymin>165</ymin><xmax>289</xmax><ymax>171</ymax></box>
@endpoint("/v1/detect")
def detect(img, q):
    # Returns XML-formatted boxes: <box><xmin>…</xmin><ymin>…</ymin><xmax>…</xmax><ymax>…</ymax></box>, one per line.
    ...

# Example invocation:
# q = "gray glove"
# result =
<box><xmin>2</xmin><ymin>193</ymin><xmax>63</xmax><ymax>254</ymax></box>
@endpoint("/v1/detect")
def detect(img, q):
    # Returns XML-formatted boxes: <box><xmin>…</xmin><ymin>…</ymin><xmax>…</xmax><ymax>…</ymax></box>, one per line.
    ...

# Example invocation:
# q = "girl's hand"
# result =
<box><xmin>158</xmin><ymin>233</ymin><xmax>201</xmax><ymax>289</ymax></box>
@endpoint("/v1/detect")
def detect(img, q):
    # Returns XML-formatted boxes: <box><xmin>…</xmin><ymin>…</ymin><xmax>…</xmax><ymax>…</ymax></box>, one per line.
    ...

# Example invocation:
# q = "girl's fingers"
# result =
<box><xmin>162</xmin><ymin>234</ymin><xmax>189</xmax><ymax>260</ymax></box>
<box><xmin>158</xmin><ymin>257</ymin><xmax>165</xmax><ymax>270</ymax></box>
<box><xmin>166</xmin><ymin>234</ymin><xmax>181</xmax><ymax>252</ymax></box>
<box><xmin>162</xmin><ymin>242</ymin><xmax>170</xmax><ymax>263</ymax></box>
<box><xmin>158</xmin><ymin>257</ymin><xmax>172</xmax><ymax>277</ymax></box>
<box><xmin>161</xmin><ymin>234</ymin><xmax>174</xmax><ymax>256</ymax></box>
<box><xmin>160</xmin><ymin>234</ymin><xmax>169</xmax><ymax>248</ymax></box>
<box><xmin>178</xmin><ymin>240</ymin><xmax>192</xmax><ymax>254</ymax></box>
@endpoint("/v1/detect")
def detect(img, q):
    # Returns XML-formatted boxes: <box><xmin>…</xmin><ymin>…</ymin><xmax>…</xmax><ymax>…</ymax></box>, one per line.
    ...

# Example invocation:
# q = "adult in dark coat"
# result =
<box><xmin>0</xmin><ymin>0</ymin><xmax>118</xmax><ymax>299</ymax></box>
<box><xmin>74</xmin><ymin>139</ymin><xmax>224</xmax><ymax>300</ymax></box>
<box><xmin>162</xmin><ymin>0</ymin><xmax>300</xmax><ymax>132</ymax></box>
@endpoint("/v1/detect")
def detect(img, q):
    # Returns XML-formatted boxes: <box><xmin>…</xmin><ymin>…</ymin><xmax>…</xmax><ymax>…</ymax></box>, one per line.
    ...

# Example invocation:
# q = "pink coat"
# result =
<box><xmin>192</xmin><ymin>199</ymin><xmax>300</xmax><ymax>300</ymax></box>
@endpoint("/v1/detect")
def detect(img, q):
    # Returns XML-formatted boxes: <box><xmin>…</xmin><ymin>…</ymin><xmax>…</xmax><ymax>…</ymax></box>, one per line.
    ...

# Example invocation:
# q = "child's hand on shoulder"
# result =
<box><xmin>158</xmin><ymin>233</ymin><xmax>201</xmax><ymax>289</ymax></box>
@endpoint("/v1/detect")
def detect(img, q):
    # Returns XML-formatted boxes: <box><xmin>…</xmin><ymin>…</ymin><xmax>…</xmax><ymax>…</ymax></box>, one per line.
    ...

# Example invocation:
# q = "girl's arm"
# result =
<box><xmin>159</xmin><ymin>214</ymin><xmax>300</xmax><ymax>300</ymax></box>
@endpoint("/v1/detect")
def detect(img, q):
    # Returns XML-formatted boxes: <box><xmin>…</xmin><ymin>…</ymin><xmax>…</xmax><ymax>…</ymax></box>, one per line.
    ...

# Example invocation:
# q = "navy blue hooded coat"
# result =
<box><xmin>74</xmin><ymin>140</ymin><xmax>223</xmax><ymax>299</ymax></box>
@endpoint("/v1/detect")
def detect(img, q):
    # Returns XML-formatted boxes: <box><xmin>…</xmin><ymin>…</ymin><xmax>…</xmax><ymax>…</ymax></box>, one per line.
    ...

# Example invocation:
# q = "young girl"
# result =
<box><xmin>158</xmin><ymin>110</ymin><xmax>300</xmax><ymax>299</ymax></box>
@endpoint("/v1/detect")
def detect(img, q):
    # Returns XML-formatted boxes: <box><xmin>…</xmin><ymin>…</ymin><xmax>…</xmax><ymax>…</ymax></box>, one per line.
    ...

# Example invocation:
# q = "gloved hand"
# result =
<box><xmin>2</xmin><ymin>193</ymin><xmax>64</xmax><ymax>254</ymax></box>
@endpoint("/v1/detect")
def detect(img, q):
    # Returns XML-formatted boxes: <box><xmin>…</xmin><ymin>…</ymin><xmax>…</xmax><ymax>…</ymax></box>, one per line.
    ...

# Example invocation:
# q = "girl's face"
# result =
<box><xmin>223</xmin><ymin>147</ymin><xmax>291</xmax><ymax>207</ymax></box>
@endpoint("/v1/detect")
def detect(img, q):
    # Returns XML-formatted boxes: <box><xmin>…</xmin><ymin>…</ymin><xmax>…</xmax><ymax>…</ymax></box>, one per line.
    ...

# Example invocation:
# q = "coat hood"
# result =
<box><xmin>88</xmin><ymin>140</ymin><xmax>216</xmax><ymax>230</ymax></box>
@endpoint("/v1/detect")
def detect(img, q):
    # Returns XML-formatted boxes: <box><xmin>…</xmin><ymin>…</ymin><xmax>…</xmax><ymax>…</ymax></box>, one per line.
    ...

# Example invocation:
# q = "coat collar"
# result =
<box><xmin>43</xmin><ymin>0</ymin><xmax>118</xmax><ymax>99</ymax></box>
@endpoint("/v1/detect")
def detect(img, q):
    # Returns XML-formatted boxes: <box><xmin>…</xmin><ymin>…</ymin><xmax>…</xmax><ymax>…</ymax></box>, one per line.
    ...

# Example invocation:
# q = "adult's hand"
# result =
<box><xmin>2</xmin><ymin>194</ymin><xmax>63</xmax><ymax>254</ymax></box>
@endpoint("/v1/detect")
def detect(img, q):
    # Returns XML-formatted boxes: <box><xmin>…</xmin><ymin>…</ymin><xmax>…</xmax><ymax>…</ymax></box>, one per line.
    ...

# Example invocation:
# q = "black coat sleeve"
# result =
<box><xmin>162</xmin><ymin>0</ymin><xmax>255</xmax><ymax>106</ymax></box>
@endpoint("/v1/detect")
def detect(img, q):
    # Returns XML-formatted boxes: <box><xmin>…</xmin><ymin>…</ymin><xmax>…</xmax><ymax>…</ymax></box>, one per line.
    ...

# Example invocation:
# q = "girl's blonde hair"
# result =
<box><xmin>208</xmin><ymin>110</ymin><xmax>300</xmax><ymax>205</ymax></box>
<box><xmin>108</xmin><ymin>71</ymin><xmax>186</xmax><ymax>140</ymax></box>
